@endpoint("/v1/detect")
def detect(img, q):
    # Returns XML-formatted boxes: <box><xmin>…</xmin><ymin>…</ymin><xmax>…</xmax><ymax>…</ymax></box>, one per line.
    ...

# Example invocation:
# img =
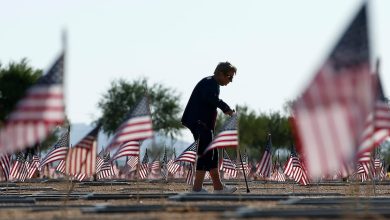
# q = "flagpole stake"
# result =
<box><xmin>239</xmin><ymin>149</ymin><xmax>250</xmax><ymax>193</ymax></box>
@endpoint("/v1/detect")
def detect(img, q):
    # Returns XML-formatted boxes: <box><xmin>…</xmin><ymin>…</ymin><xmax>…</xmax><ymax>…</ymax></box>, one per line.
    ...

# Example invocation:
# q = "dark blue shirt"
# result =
<box><xmin>181</xmin><ymin>76</ymin><xmax>231</xmax><ymax>130</ymax></box>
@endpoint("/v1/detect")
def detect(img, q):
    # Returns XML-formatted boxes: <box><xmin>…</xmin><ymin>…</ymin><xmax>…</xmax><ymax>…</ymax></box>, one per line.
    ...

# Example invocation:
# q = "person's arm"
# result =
<box><xmin>201</xmin><ymin>83</ymin><xmax>232</xmax><ymax>113</ymax></box>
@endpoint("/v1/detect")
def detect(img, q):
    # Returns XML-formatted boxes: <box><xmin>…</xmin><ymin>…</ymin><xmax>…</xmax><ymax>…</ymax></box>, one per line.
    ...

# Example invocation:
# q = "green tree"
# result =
<box><xmin>0</xmin><ymin>59</ymin><xmax>42</xmax><ymax>124</ymax></box>
<box><xmin>97</xmin><ymin>78</ymin><xmax>182</xmax><ymax>138</ymax></box>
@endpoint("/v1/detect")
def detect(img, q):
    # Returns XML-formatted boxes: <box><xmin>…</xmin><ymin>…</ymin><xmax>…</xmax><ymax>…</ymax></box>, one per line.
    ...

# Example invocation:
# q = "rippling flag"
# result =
<box><xmin>40</xmin><ymin>129</ymin><xmax>69</xmax><ymax>168</ymax></box>
<box><xmin>127</xmin><ymin>156</ymin><xmax>138</xmax><ymax>170</ymax></box>
<box><xmin>357</xmin><ymin>151</ymin><xmax>375</xmax><ymax>179</ymax></box>
<box><xmin>292</xmin><ymin>4</ymin><xmax>374</xmax><ymax>177</ymax></box>
<box><xmin>0</xmin><ymin>154</ymin><xmax>11</xmax><ymax>181</ymax></box>
<box><xmin>167</xmin><ymin>149</ymin><xmax>180</xmax><ymax>175</ymax></box>
<box><xmin>175</xmin><ymin>142</ymin><xmax>197</xmax><ymax>164</ymax></box>
<box><xmin>186</xmin><ymin>163</ymin><xmax>194</xmax><ymax>185</ymax></box>
<box><xmin>357</xmin><ymin>60</ymin><xmax>390</xmax><ymax>155</ymax></box>
<box><xmin>10</xmin><ymin>152</ymin><xmax>28</xmax><ymax>181</ymax></box>
<box><xmin>221</xmin><ymin>149</ymin><xmax>237</xmax><ymax>178</ymax></box>
<box><xmin>107</xmin><ymin>96</ymin><xmax>153</xmax><ymax>150</ymax></box>
<box><xmin>65</xmin><ymin>125</ymin><xmax>100</xmax><ymax>177</ymax></box>
<box><xmin>111</xmin><ymin>141</ymin><xmax>140</xmax><ymax>162</ymax></box>
<box><xmin>139</xmin><ymin>149</ymin><xmax>149</xmax><ymax>179</ymax></box>
<box><xmin>256</xmin><ymin>134</ymin><xmax>272</xmax><ymax>178</ymax></box>
<box><xmin>27</xmin><ymin>154</ymin><xmax>40</xmax><ymax>179</ymax></box>
<box><xmin>284</xmin><ymin>146</ymin><xmax>309</xmax><ymax>185</ymax></box>
<box><xmin>97</xmin><ymin>152</ymin><xmax>115</xmax><ymax>179</ymax></box>
<box><xmin>204</xmin><ymin>114</ymin><xmax>238</xmax><ymax>154</ymax></box>
<box><xmin>0</xmin><ymin>53</ymin><xmax>65</xmax><ymax>154</ymax></box>
<box><xmin>150</xmin><ymin>160</ymin><xmax>161</xmax><ymax>179</ymax></box>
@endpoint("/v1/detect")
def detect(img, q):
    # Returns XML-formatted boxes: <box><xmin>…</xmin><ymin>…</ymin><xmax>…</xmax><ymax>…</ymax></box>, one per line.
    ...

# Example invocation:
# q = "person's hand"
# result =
<box><xmin>225</xmin><ymin>109</ymin><xmax>235</xmax><ymax>116</ymax></box>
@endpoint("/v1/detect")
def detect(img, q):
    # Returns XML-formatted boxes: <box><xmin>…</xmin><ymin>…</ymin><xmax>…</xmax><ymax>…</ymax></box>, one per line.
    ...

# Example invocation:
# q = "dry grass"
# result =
<box><xmin>0</xmin><ymin>180</ymin><xmax>389</xmax><ymax>219</ymax></box>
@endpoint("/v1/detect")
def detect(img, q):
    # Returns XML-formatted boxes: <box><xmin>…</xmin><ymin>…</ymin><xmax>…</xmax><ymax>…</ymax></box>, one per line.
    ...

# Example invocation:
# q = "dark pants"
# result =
<box><xmin>189</xmin><ymin>124</ymin><xmax>219</xmax><ymax>171</ymax></box>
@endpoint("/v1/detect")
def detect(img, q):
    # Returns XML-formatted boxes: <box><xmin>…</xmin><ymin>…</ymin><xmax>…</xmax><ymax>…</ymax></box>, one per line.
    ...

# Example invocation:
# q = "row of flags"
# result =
<box><xmin>1</xmin><ymin>129</ymin><xmax>387</xmax><ymax>184</ymax></box>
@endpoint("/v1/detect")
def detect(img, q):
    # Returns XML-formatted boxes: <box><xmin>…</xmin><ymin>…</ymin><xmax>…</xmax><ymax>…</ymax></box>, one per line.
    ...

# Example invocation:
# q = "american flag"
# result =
<box><xmin>96</xmin><ymin>150</ymin><xmax>105</xmax><ymax>173</ymax></box>
<box><xmin>221</xmin><ymin>150</ymin><xmax>237</xmax><ymax>178</ymax></box>
<box><xmin>56</xmin><ymin>160</ymin><xmax>65</xmax><ymax>173</ymax></box>
<box><xmin>160</xmin><ymin>148</ymin><xmax>169</xmax><ymax>179</ymax></box>
<box><xmin>175</xmin><ymin>142</ymin><xmax>197</xmax><ymax>164</ymax></box>
<box><xmin>0</xmin><ymin>53</ymin><xmax>65</xmax><ymax>154</ymax></box>
<box><xmin>65</xmin><ymin>125</ymin><xmax>99</xmax><ymax>177</ymax></box>
<box><xmin>186</xmin><ymin>163</ymin><xmax>194</xmax><ymax>185</ymax></box>
<box><xmin>272</xmin><ymin>168</ymin><xmax>286</xmax><ymax>182</ymax></box>
<box><xmin>284</xmin><ymin>147</ymin><xmax>309</xmax><ymax>185</ymax></box>
<box><xmin>256</xmin><ymin>134</ymin><xmax>273</xmax><ymax>178</ymax></box>
<box><xmin>292</xmin><ymin>4</ymin><xmax>374</xmax><ymax>178</ymax></box>
<box><xmin>356</xmin><ymin>164</ymin><xmax>368</xmax><ymax>182</ymax></box>
<box><xmin>167</xmin><ymin>159</ymin><xmax>180</xmax><ymax>175</ymax></box>
<box><xmin>111</xmin><ymin>141</ymin><xmax>140</xmax><ymax>162</ymax></box>
<box><xmin>27</xmin><ymin>154</ymin><xmax>40</xmax><ymax>179</ymax></box>
<box><xmin>9</xmin><ymin>152</ymin><xmax>29</xmax><ymax>181</ymax></box>
<box><xmin>150</xmin><ymin>160</ymin><xmax>161</xmax><ymax>178</ymax></box>
<box><xmin>107</xmin><ymin>96</ymin><xmax>153</xmax><ymax>150</ymax></box>
<box><xmin>168</xmin><ymin>148</ymin><xmax>180</xmax><ymax>175</ymax></box>
<box><xmin>204</xmin><ymin>114</ymin><xmax>238</xmax><ymax>154</ymax></box>
<box><xmin>40</xmin><ymin>130</ymin><xmax>69</xmax><ymax>168</ymax></box>
<box><xmin>139</xmin><ymin>149</ymin><xmax>149</xmax><ymax>179</ymax></box>
<box><xmin>0</xmin><ymin>154</ymin><xmax>11</xmax><ymax>181</ymax></box>
<box><xmin>357</xmin><ymin>61</ymin><xmax>390</xmax><ymax>155</ymax></box>
<box><xmin>97</xmin><ymin>152</ymin><xmax>115</xmax><ymax>179</ymax></box>
<box><xmin>373</xmin><ymin>157</ymin><xmax>386</xmax><ymax>180</ymax></box>
<box><xmin>237</xmin><ymin>149</ymin><xmax>250</xmax><ymax>176</ymax></box>
<box><xmin>127</xmin><ymin>156</ymin><xmax>138</xmax><ymax>170</ymax></box>
<box><xmin>271</xmin><ymin>153</ymin><xmax>285</xmax><ymax>182</ymax></box>
<box><xmin>357</xmin><ymin>151</ymin><xmax>375</xmax><ymax>179</ymax></box>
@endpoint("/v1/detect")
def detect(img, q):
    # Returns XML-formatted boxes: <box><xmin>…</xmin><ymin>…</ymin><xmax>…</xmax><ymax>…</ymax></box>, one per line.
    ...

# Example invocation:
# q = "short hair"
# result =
<box><xmin>214</xmin><ymin>61</ymin><xmax>237</xmax><ymax>75</ymax></box>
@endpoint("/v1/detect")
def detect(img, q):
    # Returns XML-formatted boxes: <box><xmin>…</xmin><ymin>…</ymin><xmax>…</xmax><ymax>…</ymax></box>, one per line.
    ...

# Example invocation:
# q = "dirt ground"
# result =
<box><xmin>0</xmin><ymin>180</ymin><xmax>389</xmax><ymax>220</ymax></box>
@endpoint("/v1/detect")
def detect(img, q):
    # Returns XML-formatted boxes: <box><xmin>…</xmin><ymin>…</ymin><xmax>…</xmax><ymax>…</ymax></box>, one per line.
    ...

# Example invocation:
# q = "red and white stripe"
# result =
<box><xmin>204</xmin><ymin>130</ymin><xmax>238</xmax><ymax>154</ymax></box>
<box><xmin>0</xmin><ymin>154</ymin><xmax>11</xmax><ymax>181</ymax></box>
<box><xmin>10</xmin><ymin>160</ymin><xmax>29</xmax><ymax>181</ymax></box>
<box><xmin>139</xmin><ymin>163</ymin><xmax>149</xmax><ymax>179</ymax></box>
<box><xmin>27</xmin><ymin>155</ymin><xmax>40</xmax><ymax>179</ymax></box>
<box><xmin>127</xmin><ymin>156</ymin><xmax>138</xmax><ymax>170</ymax></box>
<box><xmin>111</xmin><ymin>141</ymin><xmax>140</xmax><ymax>161</ymax></box>
<box><xmin>167</xmin><ymin>159</ymin><xmax>180</xmax><ymax>174</ymax></box>
<box><xmin>256</xmin><ymin>150</ymin><xmax>272</xmax><ymax>178</ymax></box>
<box><xmin>65</xmin><ymin>127</ymin><xmax>98</xmax><ymax>177</ymax></box>
<box><xmin>56</xmin><ymin>160</ymin><xmax>66</xmax><ymax>173</ymax></box>
<box><xmin>40</xmin><ymin>146</ymin><xmax>68</xmax><ymax>168</ymax></box>
<box><xmin>186</xmin><ymin>164</ymin><xmax>194</xmax><ymax>185</ymax></box>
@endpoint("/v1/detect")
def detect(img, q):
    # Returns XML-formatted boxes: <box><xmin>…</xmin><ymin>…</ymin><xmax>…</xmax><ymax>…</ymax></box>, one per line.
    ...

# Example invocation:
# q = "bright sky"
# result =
<box><xmin>1</xmin><ymin>0</ymin><xmax>389</xmax><ymax>142</ymax></box>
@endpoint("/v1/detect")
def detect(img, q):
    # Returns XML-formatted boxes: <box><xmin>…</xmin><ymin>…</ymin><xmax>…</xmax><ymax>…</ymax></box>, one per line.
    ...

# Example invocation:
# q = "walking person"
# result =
<box><xmin>181</xmin><ymin>61</ymin><xmax>237</xmax><ymax>193</ymax></box>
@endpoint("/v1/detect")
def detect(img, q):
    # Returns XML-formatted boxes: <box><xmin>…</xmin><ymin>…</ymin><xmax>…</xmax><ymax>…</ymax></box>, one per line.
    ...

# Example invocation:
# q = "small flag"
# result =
<box><xmin>107</xmin><ymin>96</ymin><xmax>153</xmax><ymax>150</ymax></box>
<box><xmin>204</xmin><ymin>114</ymin><xmax>238</xmax><ymax>154</ymax></box>
<box><xmin>139</xmin><ymin>149</ymin><xmax>149</xmax><ymax>179</ymax></box>
<box><xmin>65</xmin><ymin>125</ymin><xmax>100</xmax><ymax>177</ymax></box>
<box><xmin>256</xmin><ymin>134</ymin><xmax>273</xmax><ymax>178</ymax></box>
<box><xmin>111</xmin><ymin>141</ymin><xmax>140</xmax><ymax>162</ymax></box>
<box><xmin>40</xmin><ymin>130</ymin><xmax>69</xmax><ymax>168</ymax></box>
<box><xmin>221</xmin><ymin>150</ymin><xmax>237</xmax><ymax>179</ymax></box>
<box><xmin>175</xmin><ymin>142</ymin><xmax>197</xmax><ymax>164</ymax></box>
